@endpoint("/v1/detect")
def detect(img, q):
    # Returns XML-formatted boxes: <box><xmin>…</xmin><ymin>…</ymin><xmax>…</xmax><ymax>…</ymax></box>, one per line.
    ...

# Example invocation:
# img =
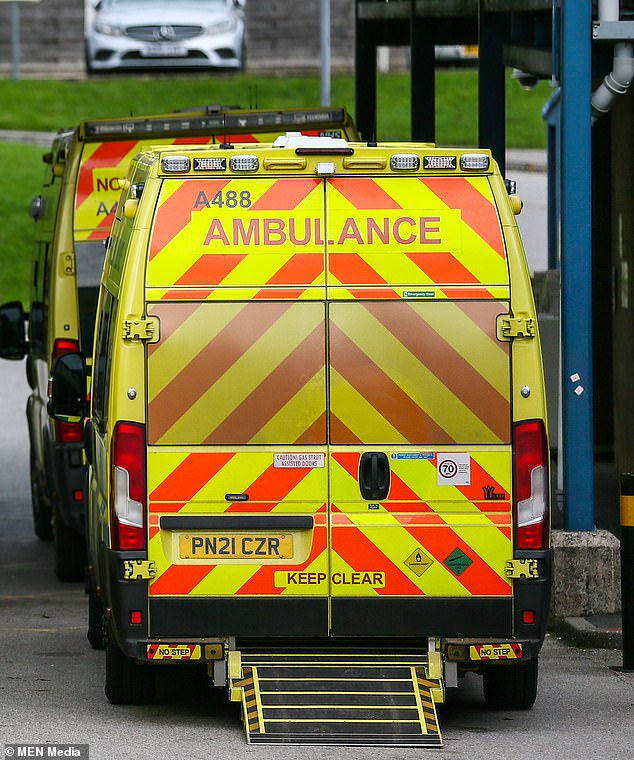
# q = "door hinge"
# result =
<box><xmin>122</xmin><ymin>316</ymin><xmax>159</xmax><ymax>343</ymax></box>
<box><xmin>61</xmin><ymin>252</ymin><xmax>75</xmax><ymax>276</ymax></box>
<box><xmin>497</xmin><ymin>314</ymin><xmax>536</xmax><ymax>341</ymax></box>
<box><xmin>123</xmin><ymin>559</ymin><xmax>157</xmax><ymax>581</ymax></box>
<box><xmin>505</xmin><ymin>559</ymin><xmax>539</xmax><ymax>579</ymax></box>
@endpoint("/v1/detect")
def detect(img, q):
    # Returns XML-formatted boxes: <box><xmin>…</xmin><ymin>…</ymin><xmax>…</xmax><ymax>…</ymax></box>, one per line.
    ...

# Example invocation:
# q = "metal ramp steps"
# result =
<box><xmin>231</xmin><ymin>649</ymin><xmax>443</xmax><ymax>747</ymax></box>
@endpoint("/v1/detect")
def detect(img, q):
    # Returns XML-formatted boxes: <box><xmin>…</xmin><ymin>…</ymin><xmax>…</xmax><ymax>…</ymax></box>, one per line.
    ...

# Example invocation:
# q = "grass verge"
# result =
<box><xmin>0</xmin><ymin>70</ymin><xmax>551</xmax><ymax>146</ymax></box>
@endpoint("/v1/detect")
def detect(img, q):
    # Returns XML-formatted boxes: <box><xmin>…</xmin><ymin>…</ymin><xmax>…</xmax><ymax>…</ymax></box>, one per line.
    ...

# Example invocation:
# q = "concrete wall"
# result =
<box><xmin>246</xmin><ymin>0</ymin><xmax>354</xmax><ymax>71</ymax></box>
<box><xmin>0</xmin><ymin>0</ymin><xmax>85</xmax><ymax>72</ymax></box>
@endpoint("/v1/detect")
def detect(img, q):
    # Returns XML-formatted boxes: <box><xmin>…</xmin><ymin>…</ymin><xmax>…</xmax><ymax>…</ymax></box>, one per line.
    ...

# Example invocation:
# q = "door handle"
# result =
<box><xmin>359</xmin><ymin>452</ymin><xmax>390</xmax><ymax>500</ymax></box>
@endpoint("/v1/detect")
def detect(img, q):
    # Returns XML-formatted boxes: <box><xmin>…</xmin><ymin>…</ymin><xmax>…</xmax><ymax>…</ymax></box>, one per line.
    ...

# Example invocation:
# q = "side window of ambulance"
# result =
<box><xmin>75</xmin><ymin>240</ymin><xmax>108</xmax><ymax>355</ymax></box>
<box><xmin>92</xmin><ymin>290</ymin><xmax>115</xmax><ymax>432</ymax></box>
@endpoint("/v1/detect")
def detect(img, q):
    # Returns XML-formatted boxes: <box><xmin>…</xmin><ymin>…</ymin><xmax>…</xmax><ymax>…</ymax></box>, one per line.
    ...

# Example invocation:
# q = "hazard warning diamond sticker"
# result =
<box><xmin>444</xmin><ymin>548</ymin><xmax>473</xmax><ymax>576</ymax></box>
<box><xmin>405</xmin><ymin>548</ymin><xmax>434</xmax><ymax>577</ymax></box>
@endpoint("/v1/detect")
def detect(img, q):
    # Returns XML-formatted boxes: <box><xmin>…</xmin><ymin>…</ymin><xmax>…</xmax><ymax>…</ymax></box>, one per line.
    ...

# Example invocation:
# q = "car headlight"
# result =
<box><xmin>207</xmin><ymin>18</ymin><xmax>237</xmax><ymax>35</ymax></box>
<box><xmin>94</xmin><ymin>21</ymin><xmax>124</xmax><ymax>37</ymax></box>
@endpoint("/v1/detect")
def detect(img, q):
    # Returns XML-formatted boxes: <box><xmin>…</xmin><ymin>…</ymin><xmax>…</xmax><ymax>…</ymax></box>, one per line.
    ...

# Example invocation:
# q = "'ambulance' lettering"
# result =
<box><xmin>201</xmin><ymin>216</ymin><xmax>442</xmax><ymax>248</ymax></box>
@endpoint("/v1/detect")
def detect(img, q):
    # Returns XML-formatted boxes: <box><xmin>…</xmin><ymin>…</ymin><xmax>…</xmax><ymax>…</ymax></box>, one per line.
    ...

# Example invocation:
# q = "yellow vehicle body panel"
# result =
<box><xmin>133</xmin><ymin>146</ymin><xmax>529</xmax><ymax>613</ymax></box>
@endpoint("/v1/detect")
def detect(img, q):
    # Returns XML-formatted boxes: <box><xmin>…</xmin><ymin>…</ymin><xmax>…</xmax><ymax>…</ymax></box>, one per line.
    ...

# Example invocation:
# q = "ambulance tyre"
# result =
<box><xmin>87</xmin><ymin>582</ymin><xmax>105</xmax><ymax>650</ymax></box>
<box><xmin>30</xmin><ymin>453</ymin><xmax>52</xmax><ymax>541</ymax></box>
<box><xmin>105</xmin><ymin>625</ymin><xmax>155</xmax><ymax>705</ymax></box>
<box><xmin>482</xmin><ymin>656</ymin><xmax>539</xmax><ymax>710</ymax></box>
<box><xmin>53</xmin><ymin>509</ymin><xmax>85</xmax><ymax>582</ymax></box>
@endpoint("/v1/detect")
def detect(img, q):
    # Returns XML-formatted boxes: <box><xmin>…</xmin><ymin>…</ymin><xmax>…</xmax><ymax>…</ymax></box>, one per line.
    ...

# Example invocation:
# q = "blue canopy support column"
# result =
<box><xmin>560</xmin><ymin>0</ymin><xmax>595</xmax><ymax>530</ymax></box>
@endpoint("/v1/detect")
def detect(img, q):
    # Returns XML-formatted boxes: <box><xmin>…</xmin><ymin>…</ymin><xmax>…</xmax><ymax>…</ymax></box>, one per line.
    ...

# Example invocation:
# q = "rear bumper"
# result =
<box><xmin>45</xmin><ymin>438</ymin><xmax>86</xmax><ymax>533</ymax></box>
<box><xmin>106</xmin><ymin>548</ymin><xmax>552</xmax><ymax>661</ymax></box>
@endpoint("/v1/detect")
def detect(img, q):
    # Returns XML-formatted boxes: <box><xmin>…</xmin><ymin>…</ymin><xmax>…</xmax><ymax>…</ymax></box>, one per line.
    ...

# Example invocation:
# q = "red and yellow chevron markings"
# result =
<box><xmin>147</xmin><ymin>301</ymin><xmax>327</xmax><ymax>446</ymax></box>
<box><xmin>146</xmin><ymin>174</ymin><xmax>510</xmax><ymax>301</ymax></box>
<box><xmin>75</xmin><ymin>137</ymin><xmax>214</xmax><ymax>241</ymax></box>
<box><xmin>329</xmin><ymin>300</ymin><xmax>510</xmax><ymax>446</ymax></box>
<box><xmin>147</xmin><ymin>451</ymin><xmax>328</xmax><ymax>597</ymax></box>
<box><xmin>148</xmin><ymin>452</ymin><xmax>326</xmax><ymax>513</ymax></box>
<box><xmin>326</xmin><ymin>176</ymin><xmax>508</xmax><ymax>298</ymax></box>
<box><xmin>147</xmin><ymin>178</ymin><xmax>326</xmax><ymax>298</ymax></box>
<box><xmin>330</xmin><ymin>452</ymin><xmax>512</xmax><ymax>597</ymax></box>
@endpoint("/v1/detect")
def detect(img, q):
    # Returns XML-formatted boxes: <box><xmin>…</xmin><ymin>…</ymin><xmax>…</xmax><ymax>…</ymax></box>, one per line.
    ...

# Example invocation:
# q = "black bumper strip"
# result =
<box><xmin>159</xmin><ymin>515</ymin><xmax>314</xmax><ymax>531</ymax></box>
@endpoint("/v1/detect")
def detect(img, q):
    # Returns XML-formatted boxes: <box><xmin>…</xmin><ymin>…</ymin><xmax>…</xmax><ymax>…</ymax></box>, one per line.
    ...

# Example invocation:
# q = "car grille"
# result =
<box><xmin>126</xmin><ymin>25</ymin><xmax>204</xmax><ymax>42</ymax></box>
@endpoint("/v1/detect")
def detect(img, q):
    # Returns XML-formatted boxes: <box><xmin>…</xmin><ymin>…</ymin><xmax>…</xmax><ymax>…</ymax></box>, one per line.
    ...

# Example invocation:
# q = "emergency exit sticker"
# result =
<box><xmin>274</xmin><ymin>453</ymin><xmax>325</xmax><ymax>469</ymax></box>
<box><xmin>437</xmin><ymin>453</ymin><xmax>471</xmax><ymax>486</ymax></box>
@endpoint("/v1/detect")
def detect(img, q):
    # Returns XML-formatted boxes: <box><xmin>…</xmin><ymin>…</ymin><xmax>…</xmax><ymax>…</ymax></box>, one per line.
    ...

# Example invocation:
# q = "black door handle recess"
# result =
<box><xmin>359</xmin><ymin>452</ymin><xmax>390</xmax><ymax>500</ymax></box>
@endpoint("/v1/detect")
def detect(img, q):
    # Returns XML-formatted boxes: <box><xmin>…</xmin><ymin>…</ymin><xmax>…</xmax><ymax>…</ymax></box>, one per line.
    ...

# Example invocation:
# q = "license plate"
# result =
<box><xmin>141</xmin><ymin>44</ymin><xmax>187</xmax><ymax>58</ymax></box>
<box><xmin>179</xmin><ymin>533</ymin><xmax>294</xmax><ymax>560</ymax></box>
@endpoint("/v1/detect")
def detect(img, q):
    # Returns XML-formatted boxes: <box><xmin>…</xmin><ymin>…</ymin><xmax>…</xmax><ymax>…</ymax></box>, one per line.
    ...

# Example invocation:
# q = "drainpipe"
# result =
<box><xmin>591</xmin><ymin>0</ymin><xmax>634</xmax><ymax>123</ymax></box>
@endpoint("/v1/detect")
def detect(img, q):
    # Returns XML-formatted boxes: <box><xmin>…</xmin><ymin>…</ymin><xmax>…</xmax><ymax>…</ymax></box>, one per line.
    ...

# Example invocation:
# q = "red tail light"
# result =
<box><xmin>514</xmin><ymin>420</ymin><xmax>550</xmax><ymax>550</ymax></box>
<box><xmin>52</xmin><ymin>339</ymin><xmax>84</xmax><ymax>441</ymax></box>
<box><xmin>55</xmin><ymin>419</ymin><xmax>84</xmax><ymax>442</ymax></box>
<box><xmin>52</xmin><ymin>338</ymin><xmax>80</xmax><ymax>361</ymax></box>
<box><xmin>110</xmin><ymin>421</ymin><xmax>146</xmax><ymax>551</ymax></box>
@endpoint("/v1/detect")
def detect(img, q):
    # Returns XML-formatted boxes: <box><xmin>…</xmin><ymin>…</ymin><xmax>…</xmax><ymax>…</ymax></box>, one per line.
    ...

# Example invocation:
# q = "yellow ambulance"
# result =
<box><xmin>0</xmin><ymin>107</ymin><xmax>358</xmax><ymax>583</ymax></box>
<box><xmin>49</xmin><ymin>135</ymin><xmax>551</xmax><ymax>746</ymax></box>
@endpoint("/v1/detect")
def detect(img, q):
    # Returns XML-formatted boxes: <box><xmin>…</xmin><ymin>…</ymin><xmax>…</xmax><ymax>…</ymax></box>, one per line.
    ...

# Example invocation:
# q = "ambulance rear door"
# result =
<box><xmin>144</xmin><ymin>174</ymin><xmax>331</xmax><ymax>638</ymax></box>
<box><xmin>324</xmin><ymin>173</ymin><xmax>515</xmax><ymax>638</ymax></box>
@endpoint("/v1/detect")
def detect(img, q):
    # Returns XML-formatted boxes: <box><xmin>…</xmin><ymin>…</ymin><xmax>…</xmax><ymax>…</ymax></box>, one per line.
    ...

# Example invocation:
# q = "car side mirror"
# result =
<box><xmin>30</xmin><ymin>194</ymin><xmax>45</xmax><ymax>221</ymax></box>
<box><xmin>48</xmin><ymin>352</ymin><xmax>87</xmax><ymax>421</ymax></box>
<box><xmin>0</xmin><ymin>301</ymin><xmax>27</xmax><ymax>360</ymax></box>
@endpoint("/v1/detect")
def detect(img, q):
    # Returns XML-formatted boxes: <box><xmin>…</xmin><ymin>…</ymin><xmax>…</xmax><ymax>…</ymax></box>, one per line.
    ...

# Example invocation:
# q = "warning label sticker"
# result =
<box><xmin>404</xmin><ymin>548</ymin><xmax>434</xmax><ymax>577</ymax></box>
<box><xmin>437</xmin><ymin>453</ymin><xmax>471</xmax><ymax>486</ymax></box>
<box><xmin>147</xmin><ymin>644</ymin><xmax>201</xmax><ymax>660</ymax></box>
<box><xmin>274</xmin><ymin>453</ymin><xmax>325</xmax><ymax>469</ymax></box>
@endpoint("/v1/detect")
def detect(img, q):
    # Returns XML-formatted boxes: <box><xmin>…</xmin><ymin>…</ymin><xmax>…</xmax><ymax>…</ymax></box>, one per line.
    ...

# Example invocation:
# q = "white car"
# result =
<box><xmin>86</xmin><ymin>0</ymin><xmax>245</xmax><ymax>73</ymax></box>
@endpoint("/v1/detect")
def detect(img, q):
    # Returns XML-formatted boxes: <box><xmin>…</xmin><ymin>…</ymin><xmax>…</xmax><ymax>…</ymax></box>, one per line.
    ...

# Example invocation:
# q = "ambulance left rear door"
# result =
<box><xmin>144</xmin><ymin>175</ymin><xmax>331</xmax><ymax>638</ymax></box>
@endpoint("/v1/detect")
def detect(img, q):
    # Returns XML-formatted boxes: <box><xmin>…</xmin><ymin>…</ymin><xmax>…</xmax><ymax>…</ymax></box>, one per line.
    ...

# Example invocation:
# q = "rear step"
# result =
<box><xmin>230</xmin><ymin>649</ymin><xmax>443</xmax><ymax>747</ymax></box>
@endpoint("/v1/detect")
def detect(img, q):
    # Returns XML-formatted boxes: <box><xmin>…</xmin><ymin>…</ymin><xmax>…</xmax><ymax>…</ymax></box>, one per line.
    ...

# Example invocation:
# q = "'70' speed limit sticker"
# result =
<box><xmin>437</xmin><ymin>453</ymin><xmax>471</xmax><ymax>486</ymax></box>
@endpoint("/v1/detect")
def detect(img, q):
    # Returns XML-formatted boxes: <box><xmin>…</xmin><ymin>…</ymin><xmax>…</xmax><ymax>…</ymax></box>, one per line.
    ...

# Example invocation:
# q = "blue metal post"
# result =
<box><xmin>560</xmin><ymin>0</ymin><xmax>595</xmax><ymax>530</ymax></box>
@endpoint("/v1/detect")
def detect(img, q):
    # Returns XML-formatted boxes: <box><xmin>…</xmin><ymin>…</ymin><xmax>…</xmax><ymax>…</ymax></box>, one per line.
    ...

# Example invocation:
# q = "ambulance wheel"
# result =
<box><xmin>30</xmin><ymin>453</ymin><xmax>52</xmax><ymax>541</ymax></box>
<box><xmin>482</xmin><ymin>656</ymin><xmax>539</xmax><ymax>710</ymax></box>
<box><xmin>105</xmin><ymin>625</ymin><xmax>155</xmax><ymax>705</ymax></box>
<box><xmin>87</xmin><ymin>582</ymin><xmax>105</xmax><ymax>650</ymax></box>
<box><xmin>53</xmin><ymin>510</ymin><xmax>85</xmax><ymax>582</ymax></box>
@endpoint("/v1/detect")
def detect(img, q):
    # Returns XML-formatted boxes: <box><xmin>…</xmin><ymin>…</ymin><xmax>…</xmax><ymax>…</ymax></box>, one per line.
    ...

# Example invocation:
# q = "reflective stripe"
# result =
<box><xmin>330</xmin><ymin>302</ymin><xmax>510</xmax><ymax>445</ymax></box>
<box><xmin>146</xmin><ymin>176</ymin><xmax>507</xmax><ymax>299</ymax></box>
<box><xmin>147</xmin><ymin>302</ymin><xmax>327</xmax><ymax>446</ymax></box>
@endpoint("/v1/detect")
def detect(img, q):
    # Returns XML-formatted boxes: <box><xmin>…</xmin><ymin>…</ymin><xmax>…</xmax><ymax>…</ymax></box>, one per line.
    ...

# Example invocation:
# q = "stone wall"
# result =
<box><xmin>0</xmin><ymin>0</ymin><xmax>85</xmax><ymax>71</ymax></box>
<box><xmin>245</xmin><ymin>0</ymin><xmax>355</xmax><ymax>71</ymax></box>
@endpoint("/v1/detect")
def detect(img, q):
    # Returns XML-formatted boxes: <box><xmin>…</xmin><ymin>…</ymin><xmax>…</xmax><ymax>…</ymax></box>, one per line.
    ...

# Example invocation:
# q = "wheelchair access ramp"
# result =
<box><xmin>230</xmin><ymin>648</ymin><xmax>443</xmax><ymax>747</ymax></box>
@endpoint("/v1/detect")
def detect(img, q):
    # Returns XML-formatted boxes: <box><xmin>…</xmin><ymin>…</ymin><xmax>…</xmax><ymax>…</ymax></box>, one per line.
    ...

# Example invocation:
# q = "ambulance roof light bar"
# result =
<box><xmin>83</xmin><ymin>107</ymin><xmax>348</xmax><ymax>139</ymax></box>
<box><xmin>460</xmin><ymin>153</ymin><xmax>490</xmax><ymax>170</ymax></box>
